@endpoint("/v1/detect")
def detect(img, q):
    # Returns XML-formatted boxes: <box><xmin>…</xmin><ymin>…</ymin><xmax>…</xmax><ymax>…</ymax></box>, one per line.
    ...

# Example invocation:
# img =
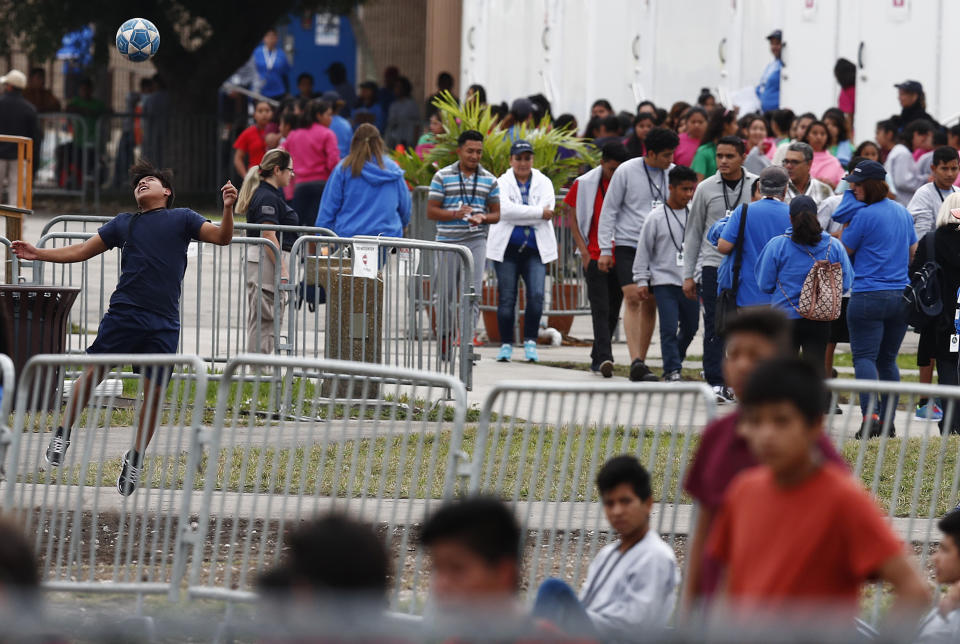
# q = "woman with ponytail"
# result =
<box><xmin>315</xmin><ymin>124</ymin><xmax>411</xmax><ymax>237</ymax></box>
<box><xmin>235</xmin><ymin>148</ymin><xmax>299</xmax><ymax>354</ymax></box>
<box><xmin>755</xmin><ymin>195</ymin><xmax>853</xmax><ymax>377</ymax></box>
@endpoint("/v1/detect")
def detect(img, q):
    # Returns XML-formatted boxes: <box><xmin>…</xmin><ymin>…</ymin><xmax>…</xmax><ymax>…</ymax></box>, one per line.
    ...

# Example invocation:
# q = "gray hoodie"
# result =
<box><xmin>597</xmin><ymin>157</ymin><xmax>672</xmax><ymax>253</ymax></box>
<box><xmin>633</xmin><ymin>204</ymin><xmax>688</xmax><ymax>287</ymax></box>
<box><xmin>683</xmin><ymin>170</ymin><xmax>757</xmax><ymax>282</ymax></box>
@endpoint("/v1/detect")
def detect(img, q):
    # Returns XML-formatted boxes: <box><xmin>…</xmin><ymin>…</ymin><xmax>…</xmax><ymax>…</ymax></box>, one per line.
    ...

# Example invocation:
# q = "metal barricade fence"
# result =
<box><xmin>185</xmin><ymin>354</ymin><xmax>469</xmax><ymax>613</ymax></box>
<box><xmin>824</xmin><ymin>379</ymin><xmax>960</xmax><ymax>624</ymax></box>
<box><xmin>0</xmin><ymin>235</ymin><xmax>20</xmax><ymax>284</ymax></box>
<box><xmin>466</xmin><ymin>381</ymin><xmax>716</xmax><ymax>596</ymax></box>
<box><xmin>34</xmin><ymin>113</ymin><xmax>97</xmax><ymax>204</ymax></box>
<box><xmin>0</xmin><ymin>354</ymin><xmax>208</xmax><ymax>602</ymax></box>
<box><xmin>286</xmin><ymin>235</ymin><xmax>476</xmax><ymax>390</ymax></box>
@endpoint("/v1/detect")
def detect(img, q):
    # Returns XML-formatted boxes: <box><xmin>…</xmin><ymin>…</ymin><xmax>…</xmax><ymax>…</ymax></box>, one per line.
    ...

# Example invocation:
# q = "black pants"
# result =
<box><xmin>933</xmin><ymin>329</ymin><xmax>960</xmax><ymax>434</ymax></box>
<box><xmin>791</xmin><ymin>318</ymin><xmax>832</xmax><ymax>379</ymax></box>
<box><xmin>585</xmin><ymin>259</ymin><xmax>623</xmax><ymax>368</ymax></box>
<box><xmin>292</xmin><ymin>180</ymin><xmax>326</xmax><ymax>228</ymax></box>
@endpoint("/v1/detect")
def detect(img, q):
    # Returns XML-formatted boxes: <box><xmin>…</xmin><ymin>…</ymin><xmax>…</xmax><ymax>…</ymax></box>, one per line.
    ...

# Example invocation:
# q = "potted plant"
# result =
<box><xmin>393</xmin><ymin>92</ymin><xmax>598</xmax><ymax>342</ymax></box>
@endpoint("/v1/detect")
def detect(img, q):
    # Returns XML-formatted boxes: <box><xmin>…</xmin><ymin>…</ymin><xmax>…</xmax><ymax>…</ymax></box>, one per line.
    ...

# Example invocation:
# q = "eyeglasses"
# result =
<box><xmin>281</xmin><ymin>167</ymin><xmax>295</xmax><ymax>176</ymax></box>
<box><xmin>782</xmin><ymin>159</ymin><xmax>804</xmax><ymax>166</ymax></box>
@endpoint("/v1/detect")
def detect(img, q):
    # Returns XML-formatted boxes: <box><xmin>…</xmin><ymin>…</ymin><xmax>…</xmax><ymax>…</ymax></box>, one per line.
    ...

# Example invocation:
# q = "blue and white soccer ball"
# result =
<box><xmin>115</xmin><ymin>18</ymin><xmax>160</xmax><ymax>62</ymax></box>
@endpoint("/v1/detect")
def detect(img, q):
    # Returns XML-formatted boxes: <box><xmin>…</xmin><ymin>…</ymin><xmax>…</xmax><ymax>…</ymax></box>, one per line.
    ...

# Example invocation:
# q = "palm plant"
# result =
<box><xmin>391</xmin><ymin>91</ymin><xmax>598</xmax><ymax>192</ymax></box>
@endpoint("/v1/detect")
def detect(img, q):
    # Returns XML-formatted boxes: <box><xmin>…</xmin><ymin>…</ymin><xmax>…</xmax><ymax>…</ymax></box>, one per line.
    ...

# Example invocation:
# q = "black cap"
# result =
<box><xmin>789</xmin><ymin>195</ymin><xmax>817</xmax><ymax>217</ymax></box>
<box><xmin>511</xmin><ymin>97</ymin><xmax>533</xmax><ymax>119</ymax></box>
<box><xmin>843</xmin><ymin>160</ymin><xmax>886</xmax><ymax>183</ymax></box>
<box><xmin>321</xmin><ymin>90</ymin><xmax>342</xmax><ymax>104</ymax></box>
<box><xmin>894</xmin><ymin>80</ymin><xmax>923</xmax><ymax>94</ymax></box>
<box><xmin>767</xmin><ymin>29</ymin><xmax>783</xmax><ymax>41</ymax></box>
<box><xmin>510</xmin><ymin>139</ymin><xmax>534</xmax><ymax>156</ymax></box>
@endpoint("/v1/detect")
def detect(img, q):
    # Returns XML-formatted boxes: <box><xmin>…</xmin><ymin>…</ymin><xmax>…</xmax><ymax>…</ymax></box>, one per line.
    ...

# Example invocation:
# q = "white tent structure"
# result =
<box><xmin>460</xmin><ymin>0</ymin><xmax>960</xmax><ymax>140</ymax></box>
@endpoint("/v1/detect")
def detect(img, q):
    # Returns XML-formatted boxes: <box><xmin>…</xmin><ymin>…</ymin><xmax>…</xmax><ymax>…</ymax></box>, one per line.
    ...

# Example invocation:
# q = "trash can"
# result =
<box><xmin>0</xmin><ymin>286</ymin><xmax>80</xmax><ymax>408</ymax></box>
<box><xmin>306</xmin><ymin>256</ymin><xmax>383</xmax><ymax>398</ymax></box>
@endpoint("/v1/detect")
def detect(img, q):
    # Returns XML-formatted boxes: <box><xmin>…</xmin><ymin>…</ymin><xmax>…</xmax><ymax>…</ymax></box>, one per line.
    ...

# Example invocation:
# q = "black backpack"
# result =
<box><xmin>903</xmin><ymin>232</ymin><xmax>943</xmax><ymax>329</ymax></box>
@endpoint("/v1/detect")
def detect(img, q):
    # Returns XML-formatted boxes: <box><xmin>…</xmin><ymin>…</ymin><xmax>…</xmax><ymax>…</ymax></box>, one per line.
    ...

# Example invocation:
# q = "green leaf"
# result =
<box><xmin>391</xmin><ymin>91</ymin><xmax>599</xmax><ymax>191</ymax></box>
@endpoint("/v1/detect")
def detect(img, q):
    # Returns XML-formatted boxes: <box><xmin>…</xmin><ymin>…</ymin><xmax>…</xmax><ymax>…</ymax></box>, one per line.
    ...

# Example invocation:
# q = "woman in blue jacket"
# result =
<box><xmin>834</xmin><ymin>160</ymin><xmax>918</xmax><ymax>438</ymax></box>
<box><xmin>316</xmin><ymin>124</ymin><xmax>412</xmax><ymax>238</ymax></box>
<box><xmin>756</xmin><ymin>195</ymin><xmax>853</xmax><ymax>379</ymax></box>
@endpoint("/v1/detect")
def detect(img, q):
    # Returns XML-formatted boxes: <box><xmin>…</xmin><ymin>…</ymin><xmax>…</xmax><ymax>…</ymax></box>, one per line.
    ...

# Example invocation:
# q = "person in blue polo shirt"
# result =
<box><xmin>755</xmin><ymin>195</ymin><xmax>854</xmax><ymax>378</ymax></box>
<box><xmin>834</xmin><ymin>159</ymin><xmax>918</xmax><ymax>438</ymax></box>
<box><xmin>11</xmin><ymin>160</ymin><xmax>238</xmax><ymax>495</ymax></box>
<box><xmin>756</xmin><ymin>30</ymin><xmax>783</xmax><ymax>113</ymax></box>
<box><xmin>716</xmin><ymin>166</ymin><xmax>791</xmax><ymax>307</ymax></box>
<box><xmin>253</xmin><ymin>28</ymin><xmax>290</xmax><ymax>101</ymax></box>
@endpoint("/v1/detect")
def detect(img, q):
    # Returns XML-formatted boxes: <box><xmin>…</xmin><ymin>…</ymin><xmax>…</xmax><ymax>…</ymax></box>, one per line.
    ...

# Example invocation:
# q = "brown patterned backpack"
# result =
<box><xmin>778</xmin><ymin>239</ymin><xmax>843</xmax><ymax>321</ymax></box>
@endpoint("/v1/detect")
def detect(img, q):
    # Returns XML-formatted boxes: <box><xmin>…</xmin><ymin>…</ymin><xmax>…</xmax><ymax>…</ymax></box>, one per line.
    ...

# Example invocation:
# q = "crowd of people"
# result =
<box><xmin>2</xmin><ymin>310</ymin><xmax>960</xmax><ymax>639</ymax></box>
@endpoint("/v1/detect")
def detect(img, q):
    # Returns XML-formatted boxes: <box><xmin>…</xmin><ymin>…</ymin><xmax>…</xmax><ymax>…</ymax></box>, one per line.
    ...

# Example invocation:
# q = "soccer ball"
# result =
<box><xmin>115</xmin><ymin>18</ymin><xmax>160</xmax><ymax>62</ymax></box>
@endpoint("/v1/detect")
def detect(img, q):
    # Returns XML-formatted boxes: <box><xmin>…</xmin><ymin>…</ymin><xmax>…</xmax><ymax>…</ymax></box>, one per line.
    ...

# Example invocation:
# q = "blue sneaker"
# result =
<box><xmin>496</xmin><ymin>344</ymin><xmax>513</xmax><ymax>362</ymax></box>
<box><xmin>524</xmin><ymin>340</ymin><xmax>539</xmax><ymax>363</ymax></box>
<box><xmin>915</xmin><ymin>402</ymin><xmax>944</xmax><ymax>421</ymax></box>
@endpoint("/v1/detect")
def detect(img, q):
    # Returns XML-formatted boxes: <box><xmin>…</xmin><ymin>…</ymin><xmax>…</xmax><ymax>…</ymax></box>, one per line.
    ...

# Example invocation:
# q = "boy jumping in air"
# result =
<box><xmin>12</xmin><ymin>159</ymin><xmax>237</xmax><ymax>495</ymax></box>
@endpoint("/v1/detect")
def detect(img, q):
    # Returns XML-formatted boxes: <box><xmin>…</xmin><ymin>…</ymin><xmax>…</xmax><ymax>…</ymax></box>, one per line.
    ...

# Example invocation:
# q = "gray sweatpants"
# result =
<box><xmin>436</xmin><ymin>236</ymin><xmax>485</xmax><ymax>340</ymax></box>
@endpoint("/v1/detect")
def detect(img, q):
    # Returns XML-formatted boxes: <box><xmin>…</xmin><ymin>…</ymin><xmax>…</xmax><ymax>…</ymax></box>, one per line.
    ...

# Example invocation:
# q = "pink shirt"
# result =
<box><xmin>282</xmin><ymin>123</ymin><xmax>340</xmax><ymax>185</ymax></box>
<box><xmin>838</xmin><ymin>86</ymin><xmax>855</xmax><ymax>115</ymax></box>
<box><xmin>674</xmin><ymin>132</ymin><xmax>701</xmax><ymax>167</ymax></box>
<box><xmin>810</xmin><ymin>149</ymin><xmax>844</xmax><ymax>187</ymax></box>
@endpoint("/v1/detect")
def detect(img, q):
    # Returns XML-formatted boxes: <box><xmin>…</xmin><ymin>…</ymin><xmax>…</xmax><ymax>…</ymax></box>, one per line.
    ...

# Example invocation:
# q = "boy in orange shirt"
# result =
<box><xmin>708</xmin><ymin>358</ymin><xmax>930</xmax><ymax>628</ymax></box>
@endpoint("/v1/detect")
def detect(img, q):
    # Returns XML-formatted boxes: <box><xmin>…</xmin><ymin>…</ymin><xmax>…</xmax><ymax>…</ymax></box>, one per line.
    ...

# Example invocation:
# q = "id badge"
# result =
<box><xmin>951</xmin><ymin>335</ymin><xmax>959</xmax><ymax>354</ymax></box>
<box><xmin>651</xmin><ymin>199</ymin><xmax>663</xmax><ymax>210</ymax></box>
<box><xmin>676</xmin><ymin>251</ymin><xmax>684</xmax><ymax>267</ymax></box>
<box><xmin>725</xmin><ymin>209</ymin><xmax>732</xmax><ymax>217</ymax></box>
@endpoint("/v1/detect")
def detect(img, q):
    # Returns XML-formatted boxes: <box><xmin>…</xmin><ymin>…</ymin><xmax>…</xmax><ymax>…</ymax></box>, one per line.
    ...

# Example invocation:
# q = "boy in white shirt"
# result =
<box><xmin>916</xmin><ymin>510</ymin><xmax>960</xmax><ymax>642</ymax></box>
<box><xmin>532</xmin><ymin>455</ymin><xmax>679</xmax><ymax>638</ymax></box>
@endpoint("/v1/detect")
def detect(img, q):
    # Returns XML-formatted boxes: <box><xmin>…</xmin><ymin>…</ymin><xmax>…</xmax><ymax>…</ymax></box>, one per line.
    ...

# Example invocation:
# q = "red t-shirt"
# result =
<box><xmin>564</xmin><ymin>176</ymin><xmax>611</xmax><ymax>261</ymax></box>
<box><xmin>708</xmin><ymin>463</ymin><xmax>903</xmax><ymax>611</ymax></box>
<box><xmin>233</xmin><ymin>125</ymin><xmax>267</xmax><ymax>167</ymax></box>
<box><xmin>683</xmin><ymin>411</ymin><xmax>847</xmax><ymax>596</ymax></box>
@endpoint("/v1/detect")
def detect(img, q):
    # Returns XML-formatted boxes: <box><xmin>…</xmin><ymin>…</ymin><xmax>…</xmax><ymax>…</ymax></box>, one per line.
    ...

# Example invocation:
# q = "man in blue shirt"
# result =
<box><xmin>11</xmin><ymin>160</ymin><xmax>238</xmax><ymax>495</ymax></box>
<box><xmin>254</xmin><ymin>28</ymin><xmax>290</xmax><ymax>101</ymax></box>
<box><xmin>717</xmin><ymin>166</ymin><xmax>791</xmax><ymax>307</ymax></box>
<box><xmin>756</xmin><ymin>30</ymin><xmax>782</xmax><ymax>113</ymax></box>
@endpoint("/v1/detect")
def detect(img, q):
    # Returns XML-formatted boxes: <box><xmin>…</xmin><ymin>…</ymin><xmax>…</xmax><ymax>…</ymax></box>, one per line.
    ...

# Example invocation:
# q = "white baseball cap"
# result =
<box><xmin>1</xmin><ymin>70</ymin><xmax>27</xmax><ymax>89</ymax></box>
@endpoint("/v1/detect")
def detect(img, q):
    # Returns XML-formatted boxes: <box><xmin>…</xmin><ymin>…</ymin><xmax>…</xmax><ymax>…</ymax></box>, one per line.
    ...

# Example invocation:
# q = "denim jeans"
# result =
<box><xmin>652</xmin><ymin>285</ymin><xmax>700</xmax><ymax>374</ymax></box>
<box><xmin>698</xmin><ymin>266</ymin><xmax>724</xmax><ymax>386</ymax></box>
<box><xmin>585</xmin><ymin>259</ymin><xmax>623</xmax><ymax>368</ymax></box>
<box><xmin>847</xmin><ymin>290</ymin><xmax>908</xmax><ymax>418</ymax></box>
<box><xmin>493</xmin><ymin>244</ymin><xmax>545</xmax><ymax>343</ymax></box>
<box><xmin>531</xmin><ymin>578</ymin><xmax>597</xmax><ymax>638</ymax></box>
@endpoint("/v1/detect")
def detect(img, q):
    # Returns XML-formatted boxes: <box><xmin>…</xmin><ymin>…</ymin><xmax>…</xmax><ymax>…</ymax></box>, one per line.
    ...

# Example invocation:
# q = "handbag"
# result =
<box><xmin>715</xmin><ymin>203</ymin><xmax>748</xmax><ymax>336</ymax></box>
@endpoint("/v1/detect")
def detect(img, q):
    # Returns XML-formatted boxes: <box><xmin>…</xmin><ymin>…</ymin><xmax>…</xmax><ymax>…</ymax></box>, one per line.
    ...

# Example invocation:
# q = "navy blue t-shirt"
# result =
<box><xmin>97</xmin><ymin>207</ymin><xmax>208</xmax><ymax>325</ymax></box>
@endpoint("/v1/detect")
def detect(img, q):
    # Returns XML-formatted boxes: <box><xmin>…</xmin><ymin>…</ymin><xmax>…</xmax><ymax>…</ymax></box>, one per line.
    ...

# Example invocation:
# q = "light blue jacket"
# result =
<box><xmin>756</xmin><ymin>231</ymin><xmax>854</xmax><ymax>319</ymax></box>
<box><xmin>756</xmin><ymin>58</ymin><xmax>781</xmax><ymax>112</ymax></box>
<box><xmin>316</xmin><ymin>158</ymin><xmax>412</xmax><ymax>238</ymax></box>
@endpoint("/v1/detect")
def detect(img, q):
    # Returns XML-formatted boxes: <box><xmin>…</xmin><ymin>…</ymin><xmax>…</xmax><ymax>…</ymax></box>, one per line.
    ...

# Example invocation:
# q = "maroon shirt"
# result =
<box><xmin>683</xmin><ymin>410</ymin><xmax>848</xmax><ymax>596</ymax></box>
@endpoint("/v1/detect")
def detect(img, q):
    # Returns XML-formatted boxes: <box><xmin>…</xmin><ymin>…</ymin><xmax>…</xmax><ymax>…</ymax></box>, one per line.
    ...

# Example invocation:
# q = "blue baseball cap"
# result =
<box><xmin>510</xmin><ymin>139</ymin><xmax>534</xmax><ymax>156</ymax></box>
<box><xmin>843</xmin><ymin>160</ymin><xmax>886</xmax><ymax>183</ymax></box>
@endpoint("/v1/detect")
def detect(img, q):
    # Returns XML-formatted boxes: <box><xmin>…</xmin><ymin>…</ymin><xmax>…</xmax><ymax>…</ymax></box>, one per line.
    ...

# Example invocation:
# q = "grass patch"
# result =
<box><xmin>833</xmin><ymin>352</ymin><xmax>920</xmax><ymax>371</ymax></box>
<box><xmin>24</xmin><ymin>429</ymin><xmax>960</xmax><ymax>519</ymax></box>
<box><xmin>540</xmin><ymin>360</ymin><xmax>702</xmax><ymax>381</ymax></box>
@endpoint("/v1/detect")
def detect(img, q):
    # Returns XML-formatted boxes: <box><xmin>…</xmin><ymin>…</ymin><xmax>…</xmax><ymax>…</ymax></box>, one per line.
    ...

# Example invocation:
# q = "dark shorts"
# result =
<box><xmin>917</xmin><ymin>325</ymin><xmax>937</xmax><ymax>367</ymax></box>
<box><xmin>613</xmin><ymin>246</ymin><xmax>637</xmax><ymax>288</ymax></box>
<box><xmin>87</xmin><ymin>306</ymin><xmax>179</xmax><ymax>384</ymax></box>
<box><xmin>829</xmin><ymin>297</ymin><xmax>850</xmax><ymax>344</ymax></box>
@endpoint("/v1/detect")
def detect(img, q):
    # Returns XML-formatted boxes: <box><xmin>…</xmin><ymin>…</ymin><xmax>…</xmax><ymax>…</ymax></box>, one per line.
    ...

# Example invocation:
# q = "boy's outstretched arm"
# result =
<box><xmin>12</xmin><ymin>235</ymin><xmax>108</xmax><ymax>263</ymax></box>
<box><xmin>197</xmin><ymin>180</ymin><xmax>237</xmax><ymax>246</ymax></box>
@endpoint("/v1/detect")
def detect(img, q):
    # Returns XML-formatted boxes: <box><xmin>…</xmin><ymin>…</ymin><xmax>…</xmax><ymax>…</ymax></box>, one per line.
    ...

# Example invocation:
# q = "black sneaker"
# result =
<box><xmin>712</xmin><ymin>385</ymin><xmax>735</xmax><ymax>404</ymax></box>
<box><xmin>599</xmin><ymin>360</ymin><xmax>614</xmax><ymax>379</ymax></box>
<box><xmin>117</xmin><ymin>451</ymin><xmax>143</xmax><ymax>496</ymax></box>
<box><xmin>44</xmin><ymin>427</ymin><xmax>70</xmax><ymax>467</ymax></box>
<box><xmin>663</xmin><ymin>370</ymin><xmax>683</xmax><ymax>382</ymax></box>
<box><xmin>629</xmin><ymin>359</ymin><xmax>659</xmax><ymax>382</ymax></box>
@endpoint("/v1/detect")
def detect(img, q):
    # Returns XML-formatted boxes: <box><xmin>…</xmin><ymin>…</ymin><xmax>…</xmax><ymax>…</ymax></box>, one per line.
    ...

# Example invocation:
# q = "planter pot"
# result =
<box><xmin>482</xmin><ymin>282</ymin><xmax>581</xmax><ymax>344</ymax></box>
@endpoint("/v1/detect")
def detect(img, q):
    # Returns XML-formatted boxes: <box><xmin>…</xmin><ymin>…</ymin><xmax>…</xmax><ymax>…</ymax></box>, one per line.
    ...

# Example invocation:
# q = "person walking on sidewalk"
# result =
<box><xmin>683</xmin><ymin>136</ymin><xmax>757</xmax><ymax>402</ymax></box>
<box><xmin>567</xmin><ymin>143</ymin><xmax>629</xmax><ymax>377</ymax></box>
<box><xmin>488</xmin><ymin>140</ymin><xmax>557</xmax><ymax>363</ymax></box>
<box><xmin>633</xmin><ymin>165</ymin><xmax>700</xmax><ymax>382</ymax></box>
<box><xmin>597</xmin><ymin>127</ymin><xmax>679</xmax><ymax>382</ymax></box>
<box><xmin>427</xmin><ymin>130</ymin><xmax>501</xmax><ymax>352</ymax></box>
